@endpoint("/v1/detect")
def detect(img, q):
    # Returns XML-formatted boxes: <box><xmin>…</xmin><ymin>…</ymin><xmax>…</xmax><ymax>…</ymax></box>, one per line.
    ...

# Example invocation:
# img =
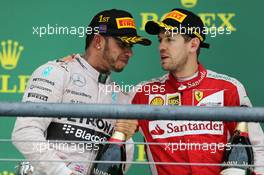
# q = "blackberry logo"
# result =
<box><xmin>62</xmin><ymin>124</ymin><xmax>75</xmax><ymax>134</ymax></box>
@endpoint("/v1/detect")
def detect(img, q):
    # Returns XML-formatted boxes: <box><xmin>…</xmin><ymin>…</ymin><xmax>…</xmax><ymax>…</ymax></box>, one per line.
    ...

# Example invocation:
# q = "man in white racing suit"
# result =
<box><xmin>12</xmin><ymin>9</ymin><xmax>151</xmax><ymax>175</ymax></box>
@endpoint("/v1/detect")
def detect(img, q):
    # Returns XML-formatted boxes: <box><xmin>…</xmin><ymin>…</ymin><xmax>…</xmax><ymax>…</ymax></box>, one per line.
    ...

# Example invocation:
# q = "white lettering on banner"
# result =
<box><xmin>140</xmin><ymin>13</ymin><xmax>237</xmax><ymax>32</ymax></box>
<box><xmin>149</xmin><ymin>121</ymin><xmax>224</xmax><ymax>139</ymax></box>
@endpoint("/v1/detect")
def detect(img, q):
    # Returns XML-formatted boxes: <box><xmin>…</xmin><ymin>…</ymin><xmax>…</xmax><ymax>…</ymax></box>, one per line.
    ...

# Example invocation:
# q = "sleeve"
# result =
<box><xmin>131</xmin><ymin>92</ymin><xmax>145</xmax><ymax>130</ymax></box>
<box><xmin>232</xmin><ymin>81</ymin><xmax>264</xmax><ymax>174</ymax></box>
<box><xmin>124</xmin><ymin>138</ymin><xmax>134</xmax><ymax>173</ymax></box>
<box><xmin>12</xmin><ymin>62</ymin><xmax>73</xmax><ymax>175</ymax></box>
<box><xmin>248</xmin><ymin>123</ymin><xmax>264</xmax><ymax>174</ymax></box>
<box><xmin>117</xmin><ymin>91</ymin><xmax>137</xmax><ymax>172</ymax></box>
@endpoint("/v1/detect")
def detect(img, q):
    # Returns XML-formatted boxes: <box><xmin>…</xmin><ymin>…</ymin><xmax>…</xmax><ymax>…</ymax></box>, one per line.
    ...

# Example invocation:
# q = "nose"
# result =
<box><xmin>159</xmin><ymin>40</ymin><xmax>166</xmax><ymax>52</ymax></box>
<box><xmin>124</xmin><ymin>48</ymin><xmax>133</xmax><ymax>58</ymax></box>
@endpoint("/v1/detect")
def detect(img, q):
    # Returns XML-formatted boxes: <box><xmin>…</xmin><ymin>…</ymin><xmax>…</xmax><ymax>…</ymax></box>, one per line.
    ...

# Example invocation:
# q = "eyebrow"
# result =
<box><xmin>158</xmin><ymin>34</ymin><xmax>171</xmax><ymax>40</ymax></box>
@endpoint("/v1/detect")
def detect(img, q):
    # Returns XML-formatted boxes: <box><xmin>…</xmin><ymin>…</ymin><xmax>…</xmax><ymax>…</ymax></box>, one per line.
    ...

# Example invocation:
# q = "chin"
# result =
<box><xmin>113</xmin><ymin>67</ymin><xmax>124</xmax><ymax>72</ymax></box>
<box><xmin>162</xmin><ymin>67</ymin><xmax>170</xmax><ymax>71</ymax></box>
<box><xmin>161</xmin><ymin>64</ymin><xmax>170</xmax><ymax>71</ymax></box>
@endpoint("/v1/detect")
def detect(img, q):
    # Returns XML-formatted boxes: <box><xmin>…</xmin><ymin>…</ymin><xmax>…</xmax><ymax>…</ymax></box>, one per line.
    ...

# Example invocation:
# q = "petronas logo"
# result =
<box><xmin>0</xmin><ymin>171</ymin><xmax>15</xmax><ymax>175</ymax></box>
<box><xmin>180</xmin><ymin>0</ymin><xmax>198</xmax><ymax>8</ymax></box>
<box><xmin>0</xmin><ymin>40</ymin><xmax>24</xmax><ymax>70</ymax></box>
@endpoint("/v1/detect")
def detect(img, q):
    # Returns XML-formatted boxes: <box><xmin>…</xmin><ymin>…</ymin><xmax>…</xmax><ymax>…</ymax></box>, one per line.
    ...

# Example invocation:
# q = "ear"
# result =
<box><xmin>189</xmin><ymin>37</ymin><xmax>200</xmax><ymax>54</ymax></box>
<box><xmin>93</xmin><ymin>34</ymin><xmax>104</xmax><ymax>49</ymax></box>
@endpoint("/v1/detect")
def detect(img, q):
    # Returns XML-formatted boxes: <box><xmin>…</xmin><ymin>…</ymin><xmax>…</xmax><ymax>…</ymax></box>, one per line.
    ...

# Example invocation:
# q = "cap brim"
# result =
<box><xmin>145</xmin><ymin>21</ymin><xmax>160</xmax><ymax>35</ymax></box>
<box><xmin>145</xmin><ymin>21</ymin><xmax>175</xmax><ymax>35</ymax></box>
<box><xmin>146</xmin><ymin>21</ymin><xmax>210</xmax><ymax>49</ymax></box>
<box><xmin>118</xmin><ymin>36</ymin><xmax>151</xmax><ymax>46</ymax></box>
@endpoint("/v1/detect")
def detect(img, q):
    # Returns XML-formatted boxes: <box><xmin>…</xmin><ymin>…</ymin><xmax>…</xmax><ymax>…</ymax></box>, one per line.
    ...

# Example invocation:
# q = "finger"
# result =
<box><xmin>115</xmin><ymin>121</ymin><xmax>137</xmax><ymax>128</ymax></box>
<box><xmin>115</xmin><ymin>124</ymin><xmax>137</xmax><ymax>132</ymax></box>
<box><xmin>114</xmin><ymin>127</ymin><xmax>136</xmax><ymax>139</ymax></box>
<box><xmin>116</xmin><ymin>119</ymin><xmax>138</xmax><ymax>124</ymax></box>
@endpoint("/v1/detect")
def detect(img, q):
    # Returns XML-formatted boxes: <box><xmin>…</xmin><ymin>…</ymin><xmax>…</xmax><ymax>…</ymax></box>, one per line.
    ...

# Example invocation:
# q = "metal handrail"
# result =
<box><xmin>0</xmin><ymin>102</ymin><xmax>264</xmax><ymax>121</ymax></box>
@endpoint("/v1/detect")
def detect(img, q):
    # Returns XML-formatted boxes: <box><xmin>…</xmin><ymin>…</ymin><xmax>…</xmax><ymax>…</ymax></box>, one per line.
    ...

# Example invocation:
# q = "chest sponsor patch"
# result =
<box><xmin>149</xmin><ymin>120</ymin><xmax>224</xmax><ymax>139</ymax></box>
<box><xmin>47</xmin><ymin>121</ymin><xmax>113</xmax><ymax>143</ymax></box>
<box><xmin>70</xmin><ymin>73</ymin><xmax>86</xmax><ymax>87</ymax></box>
<box><xmin>32</xmin><ymin>78</ymin><xmax>55</xmax><ymax>86</ymax></box>
<box><xmin>166</xmin><ymin>93</ymin><xmax>181</xmax><ymax>105</ymax></box>
<box><xmin>149</xmin><ymin>95</ymin><xmax>165</xmax><ymax>105</ymax></box>
<box><xmin>27</xmin><ymin>92</ymin><xmax>48</xmax><ymax>101</ymax></box>
<box><xmin>149</xmin><ymin>93</ymin><xmax>181</xmax><ymax>106</ymax></box>
<box><xmin>192</xmin><ymin>89</ymin><xmax>224</xmax><ymax>106</ymax></box>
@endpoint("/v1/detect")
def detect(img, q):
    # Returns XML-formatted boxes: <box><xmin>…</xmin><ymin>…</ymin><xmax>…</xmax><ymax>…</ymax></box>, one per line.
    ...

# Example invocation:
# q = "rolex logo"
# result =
<box><xmin>0</xmin><ymin>40</ymin><xmax>24</xmax><ymax>70</ymax></box>
<box><xmin>0</xmin><ymin>171</ymin><xmax>15</xmax><ymax>175</ymax></box>
<box><xmin>180</xmin><ymin>0</ymin><xmax>197</xmax><ymax>8</ymax></box>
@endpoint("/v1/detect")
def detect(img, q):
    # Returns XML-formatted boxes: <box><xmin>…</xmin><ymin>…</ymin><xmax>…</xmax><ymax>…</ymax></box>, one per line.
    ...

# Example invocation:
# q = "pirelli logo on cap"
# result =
<box><xmin>116</xmin><ymin>17</ymin><xmax>136</xmax><ymax>29</ymax></box>
<box><xmin>164</xmin><ymin>10</ymin><xmax>187</xmax><ymax>23</ymax></box>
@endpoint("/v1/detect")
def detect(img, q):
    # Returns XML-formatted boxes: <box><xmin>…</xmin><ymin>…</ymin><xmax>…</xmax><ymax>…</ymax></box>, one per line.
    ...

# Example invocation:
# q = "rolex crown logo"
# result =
<box><xmin>0</xmin><ymin>40</ymin><xmax>24</xmax><ymax>70</ymax></box>
<box><xmin>180</xmin><ymin>0</ymin><xmax>197</xmax><ymax>8</ymax></box>
<box><xmin>0</xmin><ymin>171</ymin><xmax>15</xmax><ymax>175</ymax></box>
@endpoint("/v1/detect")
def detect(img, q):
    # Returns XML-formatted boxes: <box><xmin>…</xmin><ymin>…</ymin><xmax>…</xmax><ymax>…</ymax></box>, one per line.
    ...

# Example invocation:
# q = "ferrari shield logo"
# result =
<box><xmin>195</xmin><ymin>90</ymin><xmax>203</xmax><ymax>102</ymax></box>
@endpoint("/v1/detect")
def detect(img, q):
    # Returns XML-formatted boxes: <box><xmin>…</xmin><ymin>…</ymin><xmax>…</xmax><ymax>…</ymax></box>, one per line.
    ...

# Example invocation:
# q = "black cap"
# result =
<box><xmin>89</xmin><ymin>9</ymin><xmax>151</xmax><ymax>46</ymax></box>
<box><xmin>145</xmin><ymin>8</ymin><xmax>210</xmax><ymax>48</ymax></box>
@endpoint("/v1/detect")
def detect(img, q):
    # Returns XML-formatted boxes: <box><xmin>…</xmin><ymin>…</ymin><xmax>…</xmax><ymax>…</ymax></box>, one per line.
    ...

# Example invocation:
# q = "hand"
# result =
<box><xmin>67</xmin><ymin>162</ymin><xmax>85</xmax><ymax>175</ymax></box>
<box><xmin>115</xmin><ymin>119</ymin><xmax>138</xmax><ymax>140</ymax></box>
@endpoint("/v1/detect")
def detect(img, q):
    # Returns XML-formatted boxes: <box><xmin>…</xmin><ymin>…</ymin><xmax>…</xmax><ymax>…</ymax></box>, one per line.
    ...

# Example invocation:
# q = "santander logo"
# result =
<box><xmin>150</xmin><ymin>125</ymin><xmax>165</xmax><ymax>135</ymax></box>
<box><xmin>149</xmin><ymin>120</ymin><xmax>224</xmax><ymax>139</ymax></box>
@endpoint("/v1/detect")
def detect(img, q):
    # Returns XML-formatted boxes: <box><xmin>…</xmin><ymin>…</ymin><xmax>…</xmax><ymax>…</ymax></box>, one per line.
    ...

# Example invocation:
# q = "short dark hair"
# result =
<box><xmin>182</xmin><ymin>34</ymin><xmax>200</xmax><ymax>57</ymax></box>
<box><xmin>85</xmin><ymin>34</ymin><xmax>95</xmax><ymax>50</ymax></box>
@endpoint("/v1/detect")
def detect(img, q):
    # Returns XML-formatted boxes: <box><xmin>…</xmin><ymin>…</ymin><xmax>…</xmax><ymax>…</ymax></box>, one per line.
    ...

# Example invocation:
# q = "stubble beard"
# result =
<box><xmin>164</xmin><ymin>55</ymin><xmax>188</xmax><ymax>73</ymax></box>
<box><xmin>102</xmin><ymin>44</ymin><xmax>124</xmax><ymax>73</ymax></box>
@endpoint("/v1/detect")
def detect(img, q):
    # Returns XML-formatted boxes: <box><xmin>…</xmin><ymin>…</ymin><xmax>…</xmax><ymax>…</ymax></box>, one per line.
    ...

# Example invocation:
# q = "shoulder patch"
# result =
<box><xmin>54</xmin><ymin>55</ymin><xmax>77</xmax><ymax>72</ymax></box>
<box><xmin>56</xmin><ymin>55</ymin><xmax>75</xmax><ymax>63</ymax></box>
<box><xmin>207</xmin><ymin>70</ymin><xmax>238</xmax><ymax>85</ymax></box>
<box><xmin>207</xmin><ymin>70</ymin><xmax>252</xmax><ymax>107</ymax></box>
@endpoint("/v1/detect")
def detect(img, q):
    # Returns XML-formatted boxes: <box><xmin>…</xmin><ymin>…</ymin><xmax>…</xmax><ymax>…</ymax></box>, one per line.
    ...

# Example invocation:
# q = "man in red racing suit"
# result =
<box><xmin>132</xmin><ymin>8</ymin><xmax>264</xmax><ymax>175</ymax></box>
<box><xmin>132</xmin><ymin>64</ymin><xmax>264</xmax><ymax>175</ymax></box>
